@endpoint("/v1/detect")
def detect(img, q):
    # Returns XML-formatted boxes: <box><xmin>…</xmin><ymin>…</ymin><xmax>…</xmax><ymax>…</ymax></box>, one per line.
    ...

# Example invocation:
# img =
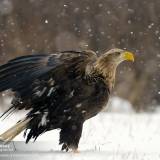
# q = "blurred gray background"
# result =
<box><xmin>0</xmin><ymin>0</ymin><xmax>159</xmax><ymax>111</ymax></box>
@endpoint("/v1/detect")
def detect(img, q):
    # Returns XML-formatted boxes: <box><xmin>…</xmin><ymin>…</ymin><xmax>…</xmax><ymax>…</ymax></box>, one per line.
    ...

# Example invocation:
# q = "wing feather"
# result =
<box><xmin>0</xmin><ymin>50</ymin><xmax>97</xmax><ymax>117</ymax></box>
<box><xmin>0</xmin><ymin>55</ymin><xmax>56</xmax><ymax>92</ymax></box>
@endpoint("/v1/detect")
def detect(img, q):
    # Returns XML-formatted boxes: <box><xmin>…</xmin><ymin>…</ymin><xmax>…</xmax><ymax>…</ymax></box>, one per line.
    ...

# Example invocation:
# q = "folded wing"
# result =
<box><xmin>0</xmin><ymin>50</ymin><xmax>97</xmax><ymax>115</ymax></box>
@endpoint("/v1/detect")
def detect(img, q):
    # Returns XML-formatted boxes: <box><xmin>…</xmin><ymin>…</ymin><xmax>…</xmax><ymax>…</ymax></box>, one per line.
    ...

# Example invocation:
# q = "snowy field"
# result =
<box><xmin>0</xmin><ymin>97</ymin><xmax>160</xmax><ymax>160</ymax></box>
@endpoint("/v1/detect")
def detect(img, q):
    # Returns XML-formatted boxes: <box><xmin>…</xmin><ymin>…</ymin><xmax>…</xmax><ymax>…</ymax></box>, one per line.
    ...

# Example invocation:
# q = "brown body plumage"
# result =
<box><xmin>0</xmin><ymin>49</ymin><xmax>134</xmax><ymax>151</ymax></box>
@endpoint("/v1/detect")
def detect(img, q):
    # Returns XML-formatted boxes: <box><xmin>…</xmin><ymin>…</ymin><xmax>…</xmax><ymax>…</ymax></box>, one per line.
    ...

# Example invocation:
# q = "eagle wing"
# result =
<box><xmin>0</xmin><ymin>50</ymin><xmax>97</xmax><ymax>116</ymax></box>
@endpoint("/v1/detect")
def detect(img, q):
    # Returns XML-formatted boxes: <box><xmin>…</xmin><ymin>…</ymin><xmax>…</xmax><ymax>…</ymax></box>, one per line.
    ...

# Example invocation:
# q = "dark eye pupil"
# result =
<box><xmin>116</xmin><ymin>52</ymin><xmax>121</xmax><ymax>55</ymax></box>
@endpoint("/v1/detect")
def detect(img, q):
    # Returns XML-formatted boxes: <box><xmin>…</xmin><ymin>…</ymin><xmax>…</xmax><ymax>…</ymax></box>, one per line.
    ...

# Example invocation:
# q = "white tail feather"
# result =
<box><xmin>0</xmin><ymin>118</ymin><xmax>31</xmax><ymax>142</ymax></box>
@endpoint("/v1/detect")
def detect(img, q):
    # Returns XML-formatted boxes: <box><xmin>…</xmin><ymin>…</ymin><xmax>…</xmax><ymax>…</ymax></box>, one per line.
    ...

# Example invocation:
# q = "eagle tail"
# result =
<box><xmin>0</xmin><ymin>118</ymin><xmax>31</xmax><ymax>142</ymax></box>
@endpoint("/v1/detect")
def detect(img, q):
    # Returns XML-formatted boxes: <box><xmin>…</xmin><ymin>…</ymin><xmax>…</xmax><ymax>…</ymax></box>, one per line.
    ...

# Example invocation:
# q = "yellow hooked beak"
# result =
<box><xmin>123</xmin><ymin>51</ymin><xmax>134</xmax><ymax>62</ymax></box>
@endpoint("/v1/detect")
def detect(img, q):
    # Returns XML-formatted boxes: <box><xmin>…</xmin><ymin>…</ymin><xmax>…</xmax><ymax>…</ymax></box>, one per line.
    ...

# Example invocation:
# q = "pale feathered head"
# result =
<box><xmin>98</xmin><ymin>48</ymin><xmax>134</xmax><ymax>65</ymax></box>
<box><xmin>95</xmin><ymin>48</ymin><xmax>134</xmax><ymax>90</ymax></box>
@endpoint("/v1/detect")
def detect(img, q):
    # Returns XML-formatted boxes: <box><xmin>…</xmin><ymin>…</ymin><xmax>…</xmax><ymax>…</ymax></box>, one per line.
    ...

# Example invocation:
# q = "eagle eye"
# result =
<box><xmin>115</xmin><ymin>52</ymin><xmax>121</xmax><ymax>56</ymax></box>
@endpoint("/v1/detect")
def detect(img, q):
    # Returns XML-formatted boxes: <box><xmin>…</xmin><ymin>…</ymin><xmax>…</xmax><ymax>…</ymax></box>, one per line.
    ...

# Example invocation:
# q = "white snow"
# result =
<box><xmin>76</xmin><ymin>103</ymin><xmax>82</xmax><ymax>108</ymax></box>
<box><xmin>69</xmin><ymin>90</ymin><xmax>74</xmax><ymax>98</ymax></box>
<box><xmin>0</xmin><ymin>97</ymin><xmax>160</xmax><ymax>159</ymax></box>
<box><xmin>47</xmin><ymin>87</ymin><xmax>54</xmax><ymax>97</ymax></box>
<box><xmin>127</xmin><ymin>20</ymin><xmax>132</xmax><ymax>24</ymax></box>
<box><xmin>45</xmin><ymin>20</ymin><xmax>48</xmax><ymax>24</ymax></box>
<box><xmin>107</xmin><ymin>96</ymin><xmax>134</xmax><ymax>113</ymax></box>
<box><xmin>39</xmin><ymin>112</ymin><xmax>48</xmax><ymax>127</ymax></box>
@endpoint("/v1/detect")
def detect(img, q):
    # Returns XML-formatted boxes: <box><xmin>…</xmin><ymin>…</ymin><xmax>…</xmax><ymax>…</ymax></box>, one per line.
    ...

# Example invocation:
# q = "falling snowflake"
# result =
<box><xmin>45</xmin><ymin>20</ymin><xmax>48</xmax><ymax>24</ymax></box>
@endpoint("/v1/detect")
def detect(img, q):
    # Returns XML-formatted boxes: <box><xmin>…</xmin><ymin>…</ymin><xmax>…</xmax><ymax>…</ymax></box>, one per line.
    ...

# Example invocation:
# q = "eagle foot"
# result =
<box><xmin>61</xmin><ymin>143</ymin><xmax>79</xmax><ymax>153</ymax></box>
<box><xmin>61</xmin><ymin>143</ymin><xmax>69</xmax><ymax>152</ymax></box>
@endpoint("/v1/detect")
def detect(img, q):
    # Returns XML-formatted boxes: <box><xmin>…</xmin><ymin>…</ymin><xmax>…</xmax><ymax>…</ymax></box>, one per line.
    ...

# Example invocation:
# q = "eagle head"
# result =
<box><xmin>101</xmin><ymin>48</ymin><xmax>134</xmax><ymax>64</ymax></box>
<box><xmin>95</xmin><ymin>48</ymin><xmax>134</xmax><ymax>90</ymax></box>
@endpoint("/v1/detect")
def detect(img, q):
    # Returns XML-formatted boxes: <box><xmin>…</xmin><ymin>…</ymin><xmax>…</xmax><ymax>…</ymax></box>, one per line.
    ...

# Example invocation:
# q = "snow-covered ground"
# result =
<box><xmin>0</xmin><ymin>97</ymin><xmax>160</xmax><ymax>160</ymax></box>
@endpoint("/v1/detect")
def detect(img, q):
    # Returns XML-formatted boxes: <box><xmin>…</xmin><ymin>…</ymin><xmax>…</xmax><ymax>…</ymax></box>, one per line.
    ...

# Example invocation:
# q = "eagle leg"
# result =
<box><xmin>59</xmin><ymin>120</ymin><xmax>83</xmax><ymax>152</ymax></box>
